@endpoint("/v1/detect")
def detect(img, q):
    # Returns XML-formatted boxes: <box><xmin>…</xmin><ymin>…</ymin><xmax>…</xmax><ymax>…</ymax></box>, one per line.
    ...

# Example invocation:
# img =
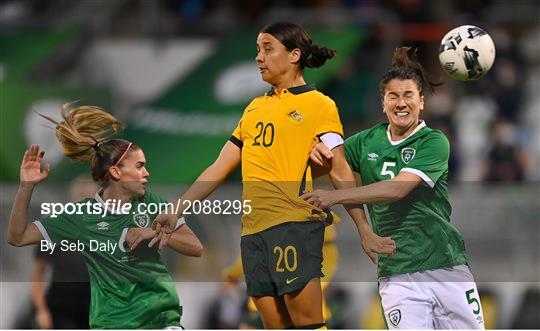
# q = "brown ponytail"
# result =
<box><xmin>380</xmin><ymin>47</ymin><xmax>441</xmax><ymax>96</ymax></box>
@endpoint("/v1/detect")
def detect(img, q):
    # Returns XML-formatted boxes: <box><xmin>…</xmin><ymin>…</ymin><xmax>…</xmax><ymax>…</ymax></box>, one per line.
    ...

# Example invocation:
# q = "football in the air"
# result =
<box><xmin>438</xmin><ymin>25</ymin><xmax>496</xmax><ymax>81</ymax></box>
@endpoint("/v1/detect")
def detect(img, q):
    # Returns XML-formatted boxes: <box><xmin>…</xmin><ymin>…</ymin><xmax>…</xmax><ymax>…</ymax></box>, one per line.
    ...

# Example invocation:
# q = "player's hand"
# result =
<box><xmin>310</xmin><ymin>142</ymin><xmax>333</xmax><ymax>167</ymax></box>
<box><xmin>360</xmin><ymin>230</ymin><xmax>396</xmax><ymax>264</ymax></box>
<box><xmin>301</xmin><ymin>189</ymin><xmax>337</xmax><ymax>209</ymax></box>
<box><xmin>149</xmin><ymin>214</ymin><xmax>175</xmax><ymax>250</ymax></box>
<box><xmin>125</xmin><ymin>228</ymin><xmax>154</xmax><ymax>251</ymax></box>
<box><xmin>35</xmin><ymin>307</ymin><xmax>53</xmax><ymax>329</ymax></box>
<box><xmin>20</xmin><ymin>145</ymin><xmax>49</xmax><ymax>186</ymax></box>
<box><xmin>151</xmin><ymin>213</ymin><xmax>177</xmax><ymax>234</ymax></box>
<box><xmin>154</xmin><ymin>224</ymin><xmax>172</xmax><ymax>251</ymax></box>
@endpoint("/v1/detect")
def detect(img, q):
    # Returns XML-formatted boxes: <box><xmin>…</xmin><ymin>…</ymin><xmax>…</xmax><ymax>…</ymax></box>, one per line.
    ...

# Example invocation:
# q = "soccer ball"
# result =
<box><xmin>438</xmin><ymin>25</ymin><xmax>496</xmax><ymax>81</ymax></box>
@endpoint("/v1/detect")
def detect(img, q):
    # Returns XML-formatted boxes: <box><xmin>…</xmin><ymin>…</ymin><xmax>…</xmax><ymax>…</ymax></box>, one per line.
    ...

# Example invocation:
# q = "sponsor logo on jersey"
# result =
<box><xmin>368</xmin><ymin>152</ymin><xmax>379</xmax><ymax>161</ymax></box>
<box><xmin>287</xmin><ymin>110</ymin><xmax>303</xmax><ymax>122</ymax></box>
<box><xmin>401</xmin><ymin>147</ymin><xmax>416</xmax><ymax>164</ymax></box>
<box><xmin>285</xmin><ymin>276</ymin><xmax>299</xmax><ymax>285</ymax></box>
<box><xmin>133</xmin><ymin>213</ymin><xmax>150</xmax><ymax>228</ymax></box>
<box><xmin>97</xmin><ymin>221</ymin><xmax>109</xmax><ymax>230</ymax></box>
<box><xmin>388</xmin><ymin>308</ymin><xmax>401</xmax><ymax>326</ymax></box>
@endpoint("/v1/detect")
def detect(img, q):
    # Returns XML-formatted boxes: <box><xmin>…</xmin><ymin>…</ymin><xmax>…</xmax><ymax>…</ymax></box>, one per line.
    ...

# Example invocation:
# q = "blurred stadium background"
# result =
<box><xmin>1</xmin><ymin>0</ymin><xmax>539</xmax><ymax>328</ymax></box>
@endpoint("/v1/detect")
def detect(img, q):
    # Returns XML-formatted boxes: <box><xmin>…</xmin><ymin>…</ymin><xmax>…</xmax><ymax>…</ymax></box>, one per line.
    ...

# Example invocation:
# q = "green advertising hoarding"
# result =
<box><xmin>1</xmin><ymin>83</ymin><xmax>109</xmax><ymax>181</ymax></box>
<box><xmin>1</xmin><ymin>28</ymin><xmax>109</xmax><ymax>181</ymax></box>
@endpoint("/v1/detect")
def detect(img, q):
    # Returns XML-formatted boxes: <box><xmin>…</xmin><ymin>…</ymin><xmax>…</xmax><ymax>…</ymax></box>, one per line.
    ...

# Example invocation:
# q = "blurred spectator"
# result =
<box><xmin>484</xmin><ymin>119</ymin><xmax>527</xmax><ymax>182</ymax></box>
<box><xmin>455</xmin><ymin>95</ymin><xmax>496</xmax><ymax>181</ymax></box>
<box><xmin>510</xmin><ymin>287</ymin><xmax>540</xmax><ymax>329</ymax></box>
<box><xmin>32</xmin><ymin>247</ymin><xmax>90</xmax><ymax>329</ymax></box>
<box><xmin>492</xmin><ymin>57</ymin><xmax>523</xmax><ymax>121</ymax></box>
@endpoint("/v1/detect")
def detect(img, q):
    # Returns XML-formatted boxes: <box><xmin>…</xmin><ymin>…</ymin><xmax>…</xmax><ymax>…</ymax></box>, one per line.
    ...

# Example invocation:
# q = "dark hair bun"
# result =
<box><xmin>306</xmin><ymin>45</ymin><xmax>337</xmax><ymax>68</ymax></box>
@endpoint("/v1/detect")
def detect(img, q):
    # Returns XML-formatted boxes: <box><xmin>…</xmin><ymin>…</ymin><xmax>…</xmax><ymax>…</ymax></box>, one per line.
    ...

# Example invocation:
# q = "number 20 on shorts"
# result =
<box><xmin>273</xmin><ymin>245</ymin><xmax>298</xmax><ymax>272</ymax></box>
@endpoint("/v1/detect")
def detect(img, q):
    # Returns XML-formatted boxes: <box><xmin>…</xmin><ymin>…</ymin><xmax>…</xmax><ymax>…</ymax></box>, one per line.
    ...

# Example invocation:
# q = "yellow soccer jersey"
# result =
<box><xmin>230</xmin><ymin>84</ymin><xmax>343</xmax><ymax>236</ymax></box>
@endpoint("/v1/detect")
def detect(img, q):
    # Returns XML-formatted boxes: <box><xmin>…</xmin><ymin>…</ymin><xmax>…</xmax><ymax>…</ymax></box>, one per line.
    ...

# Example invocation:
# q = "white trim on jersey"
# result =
<box><xmin>175</xmin><ymin>217</ymin><xmax>186</xmax><ymax>231</ymax></box>
<box><xmin>319</xmin><ymin>132</ymin><xmax>344</xmax><ymax>150</ymax></box>
<box><xmin>400</xmin><ymin>167</ymin><xmax>435</xmax><ymax>188</ymax></box>
<box><xmin>386</xmin><ymin>121</ymin><xmax>426</xmax><ymax>145</ymax></box>
<box><xmin>33</xmin><ymin>220</ymin><xmax>53</xmax><ymax>248</ymax></box>
<box><xmin>118</xmin><ymin>227</ymin><xmax>129</xmax><ymax>252</ymax></box>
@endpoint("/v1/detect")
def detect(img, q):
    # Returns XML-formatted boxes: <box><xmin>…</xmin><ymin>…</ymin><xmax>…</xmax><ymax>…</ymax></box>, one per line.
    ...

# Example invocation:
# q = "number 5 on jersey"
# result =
<box><xmin>381</xmin><ymin>161</ymin><xmax>396</xmax><ymax>179</ymax></box>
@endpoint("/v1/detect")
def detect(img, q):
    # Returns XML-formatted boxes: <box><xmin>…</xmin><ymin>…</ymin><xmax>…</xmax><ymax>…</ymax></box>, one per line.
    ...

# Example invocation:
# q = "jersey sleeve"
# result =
<box><xmin>314</xmin><ymin>98</ymin><xmax>344</xmax><ymax>138</ymax></box>
<box><xmin>230</xmin><ymin>119</ymin><xmax>243</xmax><ymax>148</ymax></box>
<box><xmin>344</xmin><ymin>133</ymin><xmax>362</xmax><ymax>173</ymax></box>
<box><xmin>229</xmin><ymin>100</ymin><xmax>256</xmax><ymax>148</ymax></box>
<box><xmin>33</xmin><ymin>213</ymin><xmax>79</xmax><ymax>247</ymax></box>
<box><xmin>400</xmin><ymin>131</ymin><xmax>449</xmax><ymax>188</ymax></box>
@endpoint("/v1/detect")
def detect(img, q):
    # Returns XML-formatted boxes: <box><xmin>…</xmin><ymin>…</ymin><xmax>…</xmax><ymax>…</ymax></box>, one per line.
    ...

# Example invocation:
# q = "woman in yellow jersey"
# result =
<box><xmin>153</xmin><ymin>22</ymin><xmax>395</xmax><ymax>329</ymax></box>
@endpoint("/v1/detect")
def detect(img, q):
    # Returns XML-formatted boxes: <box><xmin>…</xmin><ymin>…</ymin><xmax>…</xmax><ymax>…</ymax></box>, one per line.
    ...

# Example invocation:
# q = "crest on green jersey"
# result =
<box><xmin>97</xmin><ymin>221</ymin><xmax>109</xmax><ymax>231</ymax></box>
<box><xmin>133</xmin><ymin>213</ymin><xmax>150</xmax><ymax>228</ymax></box>
<box><xmin>388</xmin><ymin>308</ymin><xmax>401</xmax><ymax>326</ymax></box>
<box><xmin>401</xmin><ymin>147</ymin><xmax>416</xmax><ymax>164</ymax></box>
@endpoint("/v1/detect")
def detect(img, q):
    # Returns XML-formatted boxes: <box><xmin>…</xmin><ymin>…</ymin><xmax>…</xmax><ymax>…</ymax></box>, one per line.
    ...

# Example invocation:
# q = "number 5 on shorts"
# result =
<box><xmin>465</xmin><ymin>288</ymin><xmax>481</xmax><ymax>315</ymax></box>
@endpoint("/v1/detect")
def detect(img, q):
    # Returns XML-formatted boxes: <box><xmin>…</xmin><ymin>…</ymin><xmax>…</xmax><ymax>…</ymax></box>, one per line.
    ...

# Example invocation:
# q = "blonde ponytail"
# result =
<box><xmin>39</xmin><ymin>103</ymin><xmax>124</xmax><ymax>162</ymax></box>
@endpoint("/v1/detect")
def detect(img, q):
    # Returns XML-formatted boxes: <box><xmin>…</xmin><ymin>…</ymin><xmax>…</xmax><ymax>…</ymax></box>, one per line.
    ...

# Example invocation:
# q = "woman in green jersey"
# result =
<box><xmin>302</xmin><ymin>47</ymin><xmax>485</xmax><ymax>329</ymax></box>
<box><xmin>7</xmin><ymin>105</ymin><xmax>203</xmax><ymax>328</ymax></box>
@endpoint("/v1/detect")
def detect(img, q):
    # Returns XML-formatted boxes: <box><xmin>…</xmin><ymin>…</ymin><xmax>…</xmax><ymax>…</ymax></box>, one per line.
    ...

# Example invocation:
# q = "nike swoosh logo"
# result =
<box><xmin>285</xmin><ymin>276</ymin><xmax>299</xmax><ymax>285</ymax></box>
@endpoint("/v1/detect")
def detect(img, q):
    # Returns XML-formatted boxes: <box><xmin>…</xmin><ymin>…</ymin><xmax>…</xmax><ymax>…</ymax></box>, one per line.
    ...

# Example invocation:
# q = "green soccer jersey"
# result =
<box><xmin>34</xmin><ymin>190</ymin><xmax>182</xmax><ymax>329</ymax></box>
<box><xmin>344</xmin><ymin>122</ymin><xmax>468</xmax><ymax>277</ymax></box>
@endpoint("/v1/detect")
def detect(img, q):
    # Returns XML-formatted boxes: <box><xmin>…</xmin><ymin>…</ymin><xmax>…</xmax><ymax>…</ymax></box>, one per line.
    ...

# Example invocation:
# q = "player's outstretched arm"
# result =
<box><xmin>152</xmin><ymin>141</ymin><xmax>241</xmax><ymax>233</ymax></box>
<box><xmin>126</xmin><ymin>224</ymin><xmax>203</xmax><ymax>256</ymax></box>
<box><xmin>7</xmin><ymin>145</ymin><xmax>47</xmax><ymax>247</ymax></box>
<box><xmin>303</xmin><ymin>172</ymin><xmax>422</xmax><ymax>207</ymax></box>
<box><xmin>180</xmin><ymin>140</ymin><xmax>241</xmax><ymax>210</ymax></box>
<box><xmin>162</xmin><ymin>224</ymin><xmax>203</xmax><ymax>257</ymax></box>
<box><xmin>323</xmin><ymin>145</ymin><xmax>396</xmax><ymax>263</ymax></box>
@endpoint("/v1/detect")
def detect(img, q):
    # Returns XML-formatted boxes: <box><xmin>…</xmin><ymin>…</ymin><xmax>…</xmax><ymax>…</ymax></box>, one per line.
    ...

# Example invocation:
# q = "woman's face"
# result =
<box><xmin>255</xmin><ymin>33</ymin><xmax>300</xmax><ymax>86</ymax></box>
<box><xmin>111</xmin><ymin>148</ymin><xmax>149</xmax><ymax>197</ymax></box>
<box><xmin>382</xmin><ymin>79</ymin><xmax>424</xmax><ymax>132</ymax></box>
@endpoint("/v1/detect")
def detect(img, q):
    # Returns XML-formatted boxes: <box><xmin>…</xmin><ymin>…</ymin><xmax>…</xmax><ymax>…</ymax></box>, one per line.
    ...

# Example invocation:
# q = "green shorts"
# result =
<box><xmin>241</xmin><ymin>221</ymin><xmax>325</xmax><ymax>297</ymax></box>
